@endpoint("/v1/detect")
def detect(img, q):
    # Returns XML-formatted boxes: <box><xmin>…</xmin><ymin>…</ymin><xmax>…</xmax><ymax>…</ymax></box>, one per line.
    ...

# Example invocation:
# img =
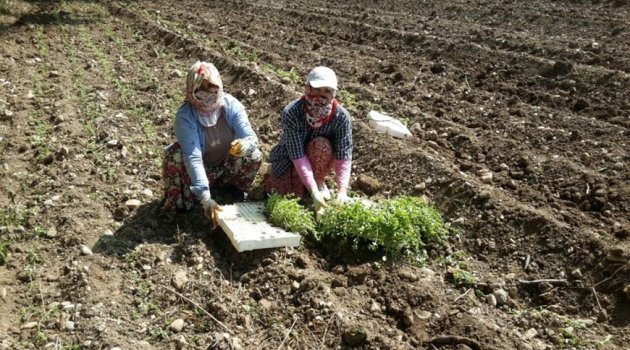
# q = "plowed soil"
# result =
<box><xmin>0</xmin><ymin>0</ymin><xmax>628</xmax><ymax>349</ymax></box>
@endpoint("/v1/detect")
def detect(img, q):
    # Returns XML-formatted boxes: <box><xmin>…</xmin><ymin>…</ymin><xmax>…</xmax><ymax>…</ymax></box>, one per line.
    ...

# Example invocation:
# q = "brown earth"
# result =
<box><xmin>0</xmin><ymin>0</ymin><xmax>629</xmax><ymax>349</ymax></box>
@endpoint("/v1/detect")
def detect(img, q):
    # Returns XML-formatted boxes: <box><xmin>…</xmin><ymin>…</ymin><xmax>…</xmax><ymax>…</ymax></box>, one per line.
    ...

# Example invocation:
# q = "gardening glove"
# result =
<box><xmin>336</xmin><ymin>191</ymin><xmax>349</xmax><ymax>204</ymax></box>
<box><xmin>229</xmin><ymin>138</ymin><xmax>255</xmax><ymax>157</ymax></box>
<box><xmin>201</xmin><ymin>197</ymin><xmax>223</xmax><ymax>228</ymax></box>
<box><xmin>311</xmin><ymin>190</ymin><xmax>328</xmax><ymax>215</ymax></box>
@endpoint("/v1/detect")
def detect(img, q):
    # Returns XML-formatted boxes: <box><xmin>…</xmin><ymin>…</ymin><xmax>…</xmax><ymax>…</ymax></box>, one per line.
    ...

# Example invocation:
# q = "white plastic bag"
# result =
<box><xmin>367</xmin><ymin>110</ymin><xmax>412</xmax><ymax>139</ymax></box>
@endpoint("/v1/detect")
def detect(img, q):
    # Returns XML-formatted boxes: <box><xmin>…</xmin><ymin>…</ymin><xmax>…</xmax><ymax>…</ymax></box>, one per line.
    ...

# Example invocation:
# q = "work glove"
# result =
<box><xmin>311</xmin><ymin>190</ymin><xmax>328</xmax><ymax>215</ymax></box>
<box><xmin>229</xmin><ymin>138</ymin><xmax>255</xmax><ymax>157</ymax></box>
<box><xmin>336</xmin><ymin>191</ymin><xmax>349</xmax><ymax>204</ymax></box>
<box><xmin>201</xmin><ymin>197</ymin><xmax>223</xmax><ymax>228</ymax></box>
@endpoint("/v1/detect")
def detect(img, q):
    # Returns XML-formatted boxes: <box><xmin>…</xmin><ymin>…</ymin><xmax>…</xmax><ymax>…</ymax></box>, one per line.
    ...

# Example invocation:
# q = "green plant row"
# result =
<box><xmin>265</xmin><ymin>194</ymin><xmax>447</xmax><ymax>259</ymax></box>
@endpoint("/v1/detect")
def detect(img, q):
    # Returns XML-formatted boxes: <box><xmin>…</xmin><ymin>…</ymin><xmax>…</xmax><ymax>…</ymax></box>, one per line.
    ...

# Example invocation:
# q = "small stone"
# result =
<box><xmin>416</xmin><ymin>310</ymin><xmax>432</xmax><ymax>320</ymax></box>
<box><xmin>499</xmin><ymin>163</ymin><xmax>510</xmax><ymax>171</ymax></box>
<box><xmin>125</xmin><ymin>199</ymin><xmax>142</xmax><ymax>208</ymax></box>
<box><xmin>137</xmin><ymin>340</ymin><xmax>152</xmax><ymax>348</ymax></box>
<box><xmin>141</xmin><ymin>189</ymin><xmax>153</xmax><ymax>198</ymax></box>
<box><xmin>291</xmin><ymin>281</ymin><xmax>300</xmax><ymax>291</ymax></box>
<box><xmin>170</xmin><ymin>318</ymin><xmax>185</xmax><ymax>332</ymax></box>
<box><xmin>597</xmin><ymin>309</ymin><xmax>608</xmax><ymax>322</ymax></box>
<box><xmin>480</xmin><ymin>171</ymin><xmax>493</xmax><ymax>184</ymax></box>
<box><xmin>61</xmin><ymin>302</ymin><xmax>76</xmax><ymax>311</ymax></box>
<box><xmin>402</xmin><ymin>309</ymin><xmax>414</xmax><ymax>327</ymax></box>
<box><xmin>259</xmin><ymin>299</ymin><xmax>273</xmax><ymax>312</ymax></box>
<box><xmin>353</xmin><ymin>175</ymin><xmax>381</xmax><ymax>195</ymax></box>
<box><xmin>370</xmin><ymin>302</ymin><xmax>381</xmax><ymax>312</ymax></box>
<box><xmin>120</xmin><ymin>146</ymin><xmax>128</xmax><ymax>158</ymax></box>
<box><xmin>612</xmin><ymin>162</ymin><xmax>624</xmax><ymax>171</ymax></box>
<box><xmin>106</xmin><ymin>139</ymin><xmax>118</xmax><ymax>147</ymax></box>
<box><xmin>571</xmin><ymin>269</ymin><xmax>582</xmax><ymax>278</ymax></box>
<box><xmin>493</xmin><ymin>289</ymin><xmax>509</xmax><ymax>305</ymax></box>
<box><xmin>1</xmin><ymin>287</ymin><xmax>6</xmax><ymax>300</ymax></box>
<box><xmin>426</xmin><ymin>130</ymin><xmax>438</xmax><ymax>141</ymax></box>
<box><xmin>22</xmin><ymin>321</ymin><xmax>38</xmax><ymax>329</ymax></box>
<box><xmin>80</xmin><ymin>245</ymin><xmax>93</xmax><ymax>256</ymax></box>
<box><xmin>64</xmin><ymin>321</ymin><xmax>75</xmax><ymax>331</ymax></box>
<box><xmin>478</xmin><ymin>190</ymin><xmax>491</xmax><ymax>200</ymax></box>
<box><xmin>45</xmin><ymin>227</ymin><xmax>58</xmax><ymax>238</ymax></box>
<box><xmin>524</xmin><ymin>328</ymin><xmax>537</xmax><ymax>340</ymax></box>
<box><xmin>623</xmin><ymin>284</ymin><xmax>630</xmax><ymax>300</ymax></box>
<box><xmin>486</xmin><ymin>294</ymin><xmax>497</xmax><ymax>307</ymax></box>
<box><xmin>410</xmin><ymin>123</ymin><xmax>422</xmax><ymax>134</ymax></box>
<box><xmin>414</xmin><ymin>182</ymin><xmax>426</xmax><ymax>192</ymax></box>
<box><xmin>247</xmin><ymin>88</ymin><xmax>256</xmax><ymax>96</ymax></box>
<box><xmin>176</xmin><ymin>335</ymin><xmax>187</xmax><ymax>349</ymax></box>
<box><xmin>172</xmin><ymin>270</ymin><xmax>188</xmax><ymax>291</ymax></box>
<box><xmin>231</xmin><ymin>337</ymin><xmax>243</xmax><ymax>350</ymax></box>
<box><xmin>398</xmin><ymin>271</ymin><xmax>419</xmax><ymax>282</ymax></box>
<box><xmin>103</xmin><ymin>229</ymin><xmax>114</xmax><ymax>236</ymax></box>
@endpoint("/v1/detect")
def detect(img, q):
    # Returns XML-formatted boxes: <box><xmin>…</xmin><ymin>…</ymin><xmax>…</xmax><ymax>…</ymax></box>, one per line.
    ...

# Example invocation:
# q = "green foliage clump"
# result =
<box><xmin>0</xmin><ymin>241</ymin><xmax>8</xmax><ymax>266</ymax></box>
<box><xmin>265</xmin><ymin>195</ymin><xmax>447</xmax><ymax>259</ymax></box>
<box><xmin>318</xmin><ymin>196</ymin><xmax>446</xmax><ymax>258</ymax></box>
<box><xmin>265</xmin><ymin>193</ymin><xmax>316</xmax><ymax>236</ymax></box>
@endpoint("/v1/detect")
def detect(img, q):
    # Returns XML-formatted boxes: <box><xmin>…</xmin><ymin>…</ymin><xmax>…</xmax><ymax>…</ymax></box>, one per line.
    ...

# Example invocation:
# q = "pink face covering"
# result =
<box><xmin>302</xmin><ymin>94</ymin><xmax>337</xmax><ymax>128</ymax></box>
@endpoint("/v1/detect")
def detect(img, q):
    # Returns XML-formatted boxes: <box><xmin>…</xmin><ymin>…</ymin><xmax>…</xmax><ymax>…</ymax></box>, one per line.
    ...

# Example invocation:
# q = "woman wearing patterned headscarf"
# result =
<box><xmin>162</xmin><ymin>61</ymin><xmax>261</xmax><ymax>225</ymax></box>
<box><xmin>264</xmin><ymin>67</ymin><xmax>353</xmax><ymax>212</ymax></box>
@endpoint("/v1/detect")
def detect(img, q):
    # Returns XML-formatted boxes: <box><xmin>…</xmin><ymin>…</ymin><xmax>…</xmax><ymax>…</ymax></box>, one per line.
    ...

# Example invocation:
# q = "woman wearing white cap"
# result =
<box><xmin>265</xmin><ymin>66</ymin><xmax>353</xmax><ymax>211</ymax></box>
<box><xmin>161</xmin><ymin>61</ymin><xmax>261</xmax><ymax>225</ymax></box>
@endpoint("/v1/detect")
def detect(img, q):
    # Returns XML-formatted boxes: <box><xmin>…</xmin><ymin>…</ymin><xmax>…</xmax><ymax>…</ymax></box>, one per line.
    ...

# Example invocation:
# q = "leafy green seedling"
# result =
<box><xmin>266</xmin><ymin>194</ymin><xmax>447</xmax><ymax>259</ymax></box>
<box><xmin>318</xmin><ymin>196</ymin><xmax>447</xmax><ymax>258</ymax></box>
<box><xmin>265</xmin><ymin>194</ymin><xmax>316</xmax><ymax>236</ymax></box>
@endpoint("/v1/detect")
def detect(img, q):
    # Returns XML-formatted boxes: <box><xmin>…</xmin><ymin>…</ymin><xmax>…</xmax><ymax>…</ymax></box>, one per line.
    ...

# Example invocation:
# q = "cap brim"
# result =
<box><xmin>309</xmin><ymin>80</ymin><xmax>337</xmax><ymax>90</ymax></box>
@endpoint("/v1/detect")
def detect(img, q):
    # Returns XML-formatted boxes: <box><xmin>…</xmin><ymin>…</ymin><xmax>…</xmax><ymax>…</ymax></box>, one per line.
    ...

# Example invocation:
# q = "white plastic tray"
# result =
<box><xmin>216</xmin><ymin>202</ymin><xmax>301</xmax><ymax>252</ymax></box>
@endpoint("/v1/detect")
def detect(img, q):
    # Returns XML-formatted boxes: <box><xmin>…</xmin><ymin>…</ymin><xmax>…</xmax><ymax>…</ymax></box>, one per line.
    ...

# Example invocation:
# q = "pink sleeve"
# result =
<box><xmin>334</xmin><ymin>159</ymin><xmax>352</xmax><ymax>191</ymax></box>
<box><xmin>292</xmin><ymin>156</ymin><xmax>317</xmax><ymax>193</ymax></box>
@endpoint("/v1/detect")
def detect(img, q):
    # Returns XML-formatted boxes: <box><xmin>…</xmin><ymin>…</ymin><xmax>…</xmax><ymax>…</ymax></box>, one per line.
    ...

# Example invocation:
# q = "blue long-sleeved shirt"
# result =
<box><xmin>174</xmin><ymin>93</ymin><xmax>257</xmax><ymax>201</ymax></box>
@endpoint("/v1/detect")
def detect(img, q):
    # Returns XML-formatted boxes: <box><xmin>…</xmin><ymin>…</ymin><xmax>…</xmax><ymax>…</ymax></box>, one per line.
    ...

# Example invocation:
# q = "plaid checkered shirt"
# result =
<box><xmin>269</xmin><ymin>98</ymin><xmax>353</xmax><ymax>178</ymax></box>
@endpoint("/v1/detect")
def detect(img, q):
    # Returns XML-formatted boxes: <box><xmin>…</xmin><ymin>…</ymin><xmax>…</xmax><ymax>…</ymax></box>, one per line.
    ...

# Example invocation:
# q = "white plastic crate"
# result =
<box><xmin>216</xmin><ymin>201</ymin><xmax>302</xmax><ymax>252</ymax></box>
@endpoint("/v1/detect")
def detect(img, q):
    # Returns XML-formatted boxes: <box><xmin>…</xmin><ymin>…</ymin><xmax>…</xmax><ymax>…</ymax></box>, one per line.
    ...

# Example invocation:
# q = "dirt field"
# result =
<box><xmin>0</xmin><ymin>0</ymin><xmax>628</xmax><ymax>349</ymax></box>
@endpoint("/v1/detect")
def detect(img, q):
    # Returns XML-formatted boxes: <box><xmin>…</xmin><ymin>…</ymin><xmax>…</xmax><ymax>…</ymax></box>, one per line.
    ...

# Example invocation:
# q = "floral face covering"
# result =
<box><xmin>193</xmin><ymin>90</ymin><xmax>223</xmax><ymax>127</ymax></box>
<box><xmin>303</xmin><ymin>94</ymin><xmax>337</xmax><ymax>128</ymax></box>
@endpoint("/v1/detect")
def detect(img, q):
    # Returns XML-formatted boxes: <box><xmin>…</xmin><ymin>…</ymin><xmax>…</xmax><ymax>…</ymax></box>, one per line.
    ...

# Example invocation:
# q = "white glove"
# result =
<box><xmin>336</xmin><ymin>191</ymin><xmax>349</xmax><ymax>204</ymax></box>
<box><xmin>201</xmin><ymin>197</ymin><xmax>223</xmax><ymax>228</ymax></box>
<box><xmin>229</xmin><ymin>138</ymin><xmax>255</xmax><ymax>157</ymax></box>
<box><xmin>311</xmin><ymin>190</ymin><xmax>328</xmax><ymax>214</ymax></box>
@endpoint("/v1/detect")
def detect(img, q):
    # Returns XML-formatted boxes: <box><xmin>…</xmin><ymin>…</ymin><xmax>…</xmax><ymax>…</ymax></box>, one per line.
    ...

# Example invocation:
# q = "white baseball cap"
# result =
<box><xmin>306</xmin><ymin>66</ymin><xmax>338</xmax><ymax>90</ymax></box>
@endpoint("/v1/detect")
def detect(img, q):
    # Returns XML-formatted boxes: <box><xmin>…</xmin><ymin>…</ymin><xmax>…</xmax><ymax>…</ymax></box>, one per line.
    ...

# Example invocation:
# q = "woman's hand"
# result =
<box><xmin>202</xmin><ymin>198</ymin><xmax>223</xmax><ymax>228</ymax></box>
<box><xmin>229</xmin><ymin>138</ymin><xmax>255</xmax><ymax>157</ymax></box>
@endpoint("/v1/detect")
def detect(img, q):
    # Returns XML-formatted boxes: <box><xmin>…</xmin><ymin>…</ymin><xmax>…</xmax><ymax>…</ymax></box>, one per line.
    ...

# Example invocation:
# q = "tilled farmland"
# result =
<box><xmin>0</xmin><ymin>0</ymin><xmax>628</xmax><ymax>349</ymax></box>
